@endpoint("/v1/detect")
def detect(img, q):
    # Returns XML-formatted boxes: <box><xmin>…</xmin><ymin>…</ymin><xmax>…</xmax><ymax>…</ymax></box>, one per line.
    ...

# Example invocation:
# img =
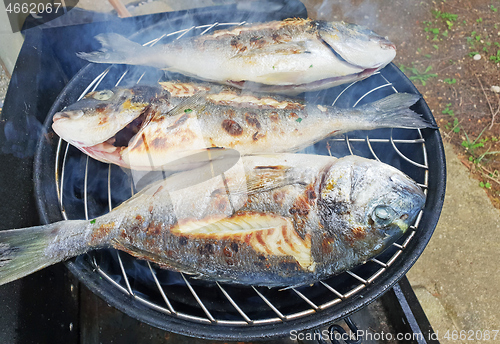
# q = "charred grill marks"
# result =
<box><xmin>221</xmin><ymin>119</ymin><xmax>243</xmax><ymax>136</ymax></box>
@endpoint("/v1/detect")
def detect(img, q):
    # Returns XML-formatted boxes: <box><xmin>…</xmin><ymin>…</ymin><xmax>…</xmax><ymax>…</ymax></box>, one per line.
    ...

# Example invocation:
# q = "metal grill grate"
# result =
<box><xmin>50</xmin><ymin>22</ymin><xmax>429</xmax><ymax>329</ymax></box>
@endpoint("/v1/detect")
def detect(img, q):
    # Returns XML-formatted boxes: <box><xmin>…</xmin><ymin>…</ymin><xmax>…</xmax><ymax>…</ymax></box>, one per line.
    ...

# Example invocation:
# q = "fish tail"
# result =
<box><xmin>0</xmin><ymin>220</ymin><xmax>90</xmax><ymax>286</ymax></box>
<box><xmin>77</xmin><ymin>33</ymin><xmax>147</xmax><ymax>65</ymax></box>
<box><xmin>355</xmin><ymin>93</ymin><xmax>435</xmax><ymax>129</ymax></box>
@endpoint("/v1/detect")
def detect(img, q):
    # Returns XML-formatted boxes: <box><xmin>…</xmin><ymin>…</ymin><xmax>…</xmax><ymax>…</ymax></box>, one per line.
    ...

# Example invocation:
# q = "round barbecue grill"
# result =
<box><xmin>33</xmin><ymin>17</ymin><xmax>446</xmax><ymax>341</ymax></box>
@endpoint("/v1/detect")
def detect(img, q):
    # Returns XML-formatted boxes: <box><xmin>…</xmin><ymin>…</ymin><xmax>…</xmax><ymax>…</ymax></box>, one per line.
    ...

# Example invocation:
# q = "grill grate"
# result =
<box><xmin>49</xmin><ymin>22</ymin><xmax>429</xmax><ymax>329</ymax></box>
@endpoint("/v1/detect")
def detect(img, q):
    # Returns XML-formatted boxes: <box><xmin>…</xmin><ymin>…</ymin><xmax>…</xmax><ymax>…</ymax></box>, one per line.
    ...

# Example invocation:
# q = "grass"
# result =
<box><xmin>460</xmin><ymin>127</ymin><xmax>500</xmax><ymax>190</ymax></box>
<box><xmin>432</xmin><ymin>10</ymin><xmax>458</xmax><ymax>30</ymax></box>
<box><xmin>490</xmin><ymin>50</ymin><xmax>500</xmax><ymax>63</ymax></box>
<box><xmin>442</xmin><ymin>103</ymin><xmax>460</xmax><ymax>133</ymax></box>
<box><xmin>466</xmin><ymin>29</ymin><xmax>500</xmax><ymax>64</ymax></box>
<box><xmin>461</xmin><ymin>126</ymin><xmax>500</xmax><ymax>164</ymax></box>
<box><xmin>480</xmin><ymin>181</ymin><xmax>492</xmax><ymax>189</ymax></box>
<box><xmin>424</xmin><ymin>23</ymin><xmax>441</xmax><ymax>40</ymax></box>
<box><xmin>399</xmin><ymin>64</ymin><xmax>438</xmax><ymax>86</ymax></box>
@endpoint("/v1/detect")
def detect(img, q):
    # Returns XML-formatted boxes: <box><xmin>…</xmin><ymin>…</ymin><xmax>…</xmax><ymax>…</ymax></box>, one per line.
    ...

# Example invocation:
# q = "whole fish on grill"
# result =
<box><xmin>0</xmin><ymin>153</ymin><xmax>425</xmax><ymax>287</ymax></box>
<box><xmin>77</xmin><ymin>18</ymin><xmax>396</xmax><ymax>94</ymax></box>
<box><xmin>52</xmin><ymin>81</ymin><xmax>431</xmax><ymax>171</ymax></box>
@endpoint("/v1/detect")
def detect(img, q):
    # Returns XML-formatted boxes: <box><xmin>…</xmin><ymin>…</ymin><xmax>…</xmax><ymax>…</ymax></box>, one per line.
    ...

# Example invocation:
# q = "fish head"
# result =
<box><xmin>319</xmin><ymin>156</ymin><xmax>425</xmax><ymax>257</ymax></box>
<box><xmin>52</xmin><ymin>85</ymin><xmax>166</xmax><ymax>148</ymax></box>
<box><xmin>317</xmin><ymin>21</ymin><xmax>396</xmax><ymax>71</ymax></box>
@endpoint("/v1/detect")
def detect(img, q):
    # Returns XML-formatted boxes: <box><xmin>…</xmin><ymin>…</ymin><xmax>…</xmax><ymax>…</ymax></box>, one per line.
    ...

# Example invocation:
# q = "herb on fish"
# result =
<box><xmin>296</xmin><ymin>118</ymin><xmax>303</xmax><ymax>123</ymax></box>
<box><xmin>90</xmin><ymin>219</ymin><xmax>96</xmax><ymax>224</ymax></box>
<box><xmin>184</xmin><ymin>109</ymin><xmax>192</xmax><ymax>114</ymax></box>
<box><xmin>309</xmin><ymin>64</ymin><xmax>313</xmax><ymax>68</ymax></box>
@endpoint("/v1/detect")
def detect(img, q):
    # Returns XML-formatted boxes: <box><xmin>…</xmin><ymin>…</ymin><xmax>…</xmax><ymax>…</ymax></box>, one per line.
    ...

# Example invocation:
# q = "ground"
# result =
<box><xmin>398</xmin><ymin>0</ymin><xmax>500</xmax><ymax>209</ymax></box>
<box><xmin>303</xmin><ymin>0</ymin><xmax>500</xmax><ymax>209</ymax></box>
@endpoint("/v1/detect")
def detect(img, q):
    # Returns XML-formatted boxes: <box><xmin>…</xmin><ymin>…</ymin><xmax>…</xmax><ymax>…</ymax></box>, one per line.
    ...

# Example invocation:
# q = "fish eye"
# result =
<box><xmin>371</xmin><ymin>205</ymin><xmax>396</xmax><ymax>227</ymax></box>
<box><xmin>93</xmin><ymin>90</ymin><xmax>114</xmax><ymax>101</ymax></box>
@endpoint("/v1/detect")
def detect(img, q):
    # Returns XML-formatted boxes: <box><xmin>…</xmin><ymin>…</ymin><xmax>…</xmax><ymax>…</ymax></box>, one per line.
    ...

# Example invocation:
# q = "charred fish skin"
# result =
<box><xmin>107</xmin><ymin>154</ymin><xmax>426</xmax><ymax>286</ymax></box>
<box><xmin>77</xmin><ymin>18</ymin><xmax>396</xmax><ymax>94</ymax></box>
<box><xmin>52</xmin><ymin>81</ymin><xmax>431</xmax><ymax>171</ymax></box>
<box><xmin>0</xmin><ymin>154</ymin><xmax>425</xmax><ymax>287</ymax></box>
<box><xmin>120</xmin><ymin>90</ymin><xmax>429</xmax><ymax>170</ymax></box>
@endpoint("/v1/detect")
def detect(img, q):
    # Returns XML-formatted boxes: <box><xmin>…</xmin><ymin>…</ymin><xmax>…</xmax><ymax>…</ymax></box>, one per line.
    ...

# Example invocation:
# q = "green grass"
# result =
<box><xmin>432</xmin><ymin>10</ymin><xmax>458</xmax><ymax>30</ymax></box>
<box><xmin>479</xmin><ymin>181</ymin><xmax>492</xmax><ymax>189</ymax></box>
<box><xmin>432</xmin><ymin>10</ymin><xmax>458</xmax><ymax>21</ymax></box>
<box><xmin>442</xmin><ymin>103</ymin><xmax>460</xmax><ymax>133</ymax></box>
<box><xmin>461</xmin><ymin>127</ymin><xmax>500</xmax><ymax>164</ymax></box>
<box><xmin>490</xmin><ymin>50</ymin><xmax>500</xmax><ymax>63</ymax></box>
<box><xmin>399</xmin><ymin>64</ymin><xmax>438</xmax><ymax>86</ymax></box>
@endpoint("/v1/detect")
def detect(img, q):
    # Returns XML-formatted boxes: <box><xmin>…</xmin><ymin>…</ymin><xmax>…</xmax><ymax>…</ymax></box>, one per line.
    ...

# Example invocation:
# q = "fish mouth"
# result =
<box><xmin>77</xmin><ymin>107</ymin><xmax>152</xmax><ymax>168</ymax></box>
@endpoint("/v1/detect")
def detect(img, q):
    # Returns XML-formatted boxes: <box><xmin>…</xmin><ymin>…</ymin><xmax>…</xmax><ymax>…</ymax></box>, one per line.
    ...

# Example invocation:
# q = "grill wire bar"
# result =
<box><xmin>53</xmin><ymin>22</ymin><xmax>431</xmax><ymax>327</ymax></box>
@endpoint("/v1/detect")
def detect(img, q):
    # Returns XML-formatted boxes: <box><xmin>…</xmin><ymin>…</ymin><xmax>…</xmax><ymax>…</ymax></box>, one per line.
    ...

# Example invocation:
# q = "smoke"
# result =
<box><xmin>304</xmin><ymin>0</ymin><xmax>427</xmax><ymax>49</ymax></box>
<box><xmin>312</xmin><ymin>0</ymin><xmax>381</xmax><ymax>28</ymax></box>
<box><xmin>2</xmin><ymin>116</ymin><xmax>43</xmax><ymax>159</ymax></box>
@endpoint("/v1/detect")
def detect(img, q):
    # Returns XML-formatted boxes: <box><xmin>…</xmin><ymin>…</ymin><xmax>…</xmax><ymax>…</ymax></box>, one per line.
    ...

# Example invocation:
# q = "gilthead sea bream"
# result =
<box><xmin>52</xmin><ymin>81</ymin><xmax>430</xmax><ymax>170</ymax></box>
<box><xmin>77</xmin><ymin>18</ymin><xmax>396</xmax><ymax>94</ymax></box>
<box><xmin>0</xmin><ymin>153</ymin><xmax>425</xmax><ymax>287</ymax></box>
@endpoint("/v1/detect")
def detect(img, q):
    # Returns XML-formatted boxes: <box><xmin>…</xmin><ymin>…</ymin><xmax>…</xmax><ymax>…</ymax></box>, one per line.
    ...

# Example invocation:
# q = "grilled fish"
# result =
<box><xmin>77</xmin><ymin>18</ymin><xmax>396</xmax><ymax>94</ymax></box>
<box><xmin>0</xmin><ymin>153</ymin><xmax>425</xmax><ymax>287</ymax></box>
<box><xmin>52</xmin><ymin>81</ymin><xmax>430</xmax><ymax>171</ymax></box>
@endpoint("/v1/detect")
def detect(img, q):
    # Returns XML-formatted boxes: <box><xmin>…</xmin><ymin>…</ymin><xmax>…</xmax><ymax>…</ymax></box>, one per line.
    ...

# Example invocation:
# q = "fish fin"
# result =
<box><xmin>245</xmin><ymin>165</ymin><xmax>303</xmax><ymax>195</ymax></box>
<box><xmin>163</xmin><ymin>91</ymin><xmax>207</xmax><ymax>117</ymax></box>
<box><xmin>127</xmin><ymin>91</ymin><xmax>207</xmax><ymax>150</ymax></box>
<box><xmin>77</xmin><ymin>33</ymin><xmax>146</xmax><ymax>65</ymax></box>
<box><xmin>0</xmin><ymin>221</ymin><xmax>89</xmax><ymax>285</ymax></box>
<box><xmin>159</xmin><ymin>81</ymin><xmax>211</xmax><ymax>98</ymax></box>
<box><xmin>111</xmin><ymin>239</ymin><xmax>204</xmax><ymax>276</ymax></box>
<box><xmin>355</xmin><ymin>93</ymin><xmax>435</xmax><ymax>129</ymax></box>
